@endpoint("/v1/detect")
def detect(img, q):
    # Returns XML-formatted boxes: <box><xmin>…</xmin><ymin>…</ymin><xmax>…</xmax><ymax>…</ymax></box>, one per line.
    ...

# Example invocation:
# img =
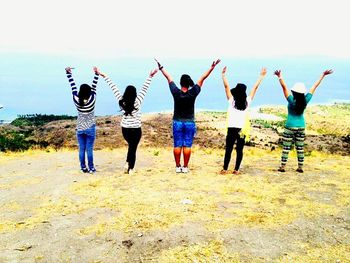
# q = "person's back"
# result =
<box><xmin>170</xmin><ymin>82</ymin><xmax>201</xmax><ymax>121</ymax></box>
<box><xmin>285</xmin><ymin>90</ymin><xmax>313</xmax><ymax>128</ymax></box>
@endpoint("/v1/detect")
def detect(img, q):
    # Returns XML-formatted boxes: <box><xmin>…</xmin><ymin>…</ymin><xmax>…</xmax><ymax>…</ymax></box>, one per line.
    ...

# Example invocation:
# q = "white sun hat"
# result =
<box><xmin>291</xmin><ymin>82</ymin><xmax>306</xmax><ymax>94</ymax></box>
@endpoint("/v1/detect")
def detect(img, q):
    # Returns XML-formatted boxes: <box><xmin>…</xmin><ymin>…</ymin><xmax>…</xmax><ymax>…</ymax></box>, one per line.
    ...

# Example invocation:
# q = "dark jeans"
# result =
<box><xmin>122</xmin><ymin>127</ymin><xmax>142</xmax><ymax>169</ymax></box>
<box><xmin>76</xmin><ymin>125</ymin><xmax>96</xmax><ymax>170</ymax></box>
<box><xmin>223</xmin><ymin>127</ymin><xmax>245</xmax><ymax>171</ymax></box>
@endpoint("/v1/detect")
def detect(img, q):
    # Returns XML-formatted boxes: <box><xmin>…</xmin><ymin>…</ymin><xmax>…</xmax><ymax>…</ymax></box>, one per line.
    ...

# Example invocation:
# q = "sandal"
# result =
<box><xmin>278</xmin><ymin>167</ymin><xmax>286</xmax><ymax>172</ymax></box>
<box><xmin>296</xmin><ymin>168</ymin><xmax>304</xmax><ymax>173</ymax></box>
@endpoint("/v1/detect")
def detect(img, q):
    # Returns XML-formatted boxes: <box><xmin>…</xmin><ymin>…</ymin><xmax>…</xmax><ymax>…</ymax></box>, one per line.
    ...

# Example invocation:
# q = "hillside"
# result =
<box><xmin>0</xmin><ymin>103</ymin><xmax>349</xmax><ymax>262</ymax></box>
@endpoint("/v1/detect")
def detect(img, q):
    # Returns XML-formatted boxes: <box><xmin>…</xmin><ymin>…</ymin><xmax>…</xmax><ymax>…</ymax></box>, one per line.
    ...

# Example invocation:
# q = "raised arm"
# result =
<box><xmin>95</xmin><ymin>69</ymin><xmax>122</xmax><ymax>102</ymax></box>
<box><xmin>136</xmin><ymin>69</ymin><xmax>158</xmax><ymax>105</ymax></box>
<box><xmin>91</xmin><ymin>66</ymin><xmax>100</xmax><ymax>93</ymax></box>
<box><xmin>274</xmin><ymin>70</ymin><xmax>289</xmax><ymax>99</ymax></box>
<box><xmin>309</xmin><ymin>69</ymin><xmax>333</xmax><ymax>95</ymax></box>
<box><xmin>249</xmin><ymin>68</ymin><xmax>267</xmax><ymax>100</ymax></box>
<box><xmin>221</xmin><ymin>66</ymin><xmax>232</xmax><ymax>100</ymax></box>
<box><xmin>197</xmin><ymin>59</ymin><xmax>221</xmax><ymax>87</ymax></box>
<box><xmin>155</xmin><ymin>58</ymin><xmax>173</xmax><ymax>83</ymax></box>
<box><xmin>65</xmin><ymin>67</ymin><xmax>77</xmax><ymax>95</ymax></box>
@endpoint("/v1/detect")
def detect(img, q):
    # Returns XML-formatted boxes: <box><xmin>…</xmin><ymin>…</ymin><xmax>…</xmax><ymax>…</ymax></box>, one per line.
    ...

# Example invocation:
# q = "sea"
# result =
<box><xmin>0</xmin><ymin>54</ymin><xmax>349</xmax><ymax>122</ymax></box>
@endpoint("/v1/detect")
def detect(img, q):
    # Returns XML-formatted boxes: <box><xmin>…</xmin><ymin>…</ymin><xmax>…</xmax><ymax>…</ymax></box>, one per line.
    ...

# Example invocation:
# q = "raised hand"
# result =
<box><xmin>274</xmin><ymin>70</ymin><xmax>282</xmax><ymax>78</ymax></box>
<box><xmin>154</xmin><ymin>58</ymin><xmax>163</xmax><ymax>70</ymax></box>
<box><xmin>323</xmin><ymin>69</ymin><xmax>333</xmax><ymax>76</ymax></box>
<box><xmin>260</xmin><ymin>67</ymin><xmax>267</xmax><ymax>77</ymax></box>
<box><xmin>211</xmin><ymin>59</ymin><xmax>221</xmax><ymax>68</ymax></box>
<box><xmin>222</xmin><ymin>66</ymin><xmax>227</xmax><ymax>75</ymax></box>
<box><xmin>95</xmin><ymin>67</ymin><xmax>107</xmax><ymax>77</ymax></box>
<box><xmin>149</xmin><ymin>68</ymin><xmax>158</xmax><ymax>78</ymax></box>
<box><xmin>65</xmin><ymin>67</ymin><xmax>73</xmax><ymax>73</ymax></box>
<box><xmin>93</xmin><ymin>66</ymin><xmax>100</xmax><ymax>74</ymax></box>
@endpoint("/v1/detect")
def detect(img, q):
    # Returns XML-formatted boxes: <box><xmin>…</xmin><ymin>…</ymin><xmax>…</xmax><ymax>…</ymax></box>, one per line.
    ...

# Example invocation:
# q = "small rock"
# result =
<box><xmin>181</xmin><ymin>199</ymin><xmax>193</xmax><ymax>205</ymax></box>
<box><xmin>137</xmin><ymin>233</ymin><xmax>143</xmax><ymax>237</ymax></box>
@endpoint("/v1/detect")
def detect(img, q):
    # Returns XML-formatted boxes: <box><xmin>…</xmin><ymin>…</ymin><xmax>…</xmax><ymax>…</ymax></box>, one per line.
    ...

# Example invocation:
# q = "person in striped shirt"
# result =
<box><xmin>65</xmin><ymin>66</ymin><xmax>100</xmax><ymax>173</ymax></box>
<box><xmin>96</xmin><ymin>68</ymin><xmax>158</xmax><ymax>174</ymax></box>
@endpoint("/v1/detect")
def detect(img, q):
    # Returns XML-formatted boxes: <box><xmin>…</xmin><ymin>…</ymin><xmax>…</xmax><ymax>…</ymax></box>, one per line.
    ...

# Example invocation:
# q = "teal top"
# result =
<box><xmin>285</xmin><ymin>93</ymin><xmax>313</xmax><ymax>128</ymax></box>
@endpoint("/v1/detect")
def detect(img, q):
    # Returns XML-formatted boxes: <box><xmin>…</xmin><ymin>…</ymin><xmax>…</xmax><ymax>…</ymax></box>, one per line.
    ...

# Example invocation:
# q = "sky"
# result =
<box><xmin>1</xmin><ymin>0</ymin><xmax>350</xmax><ymax>58</ymax></box>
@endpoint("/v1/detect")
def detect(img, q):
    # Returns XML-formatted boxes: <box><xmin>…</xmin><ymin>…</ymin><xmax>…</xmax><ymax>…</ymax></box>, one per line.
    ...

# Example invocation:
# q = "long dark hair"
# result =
<box><xmin>231</xmin><ymin>83</ymin><xmax>247</xmax><ymax>111</ymax></box>
<box><xmin>180</xmin><ymin>74</ymin><xmax>194</xmax><ymax>88</ymax></box>
<box><xmin>291</xmin><ymin>91</ymin><xmax>307</xmax><ymax>115</ymax></box>
<box><xmin>78</xmin><ymin>84</ymin><xmax>92</xmax><ymax>106</ymax></box>
<box><xmin>119</xmin><ymin>85</ymin><xmax>137</xmax><ymax>116</ymax></box>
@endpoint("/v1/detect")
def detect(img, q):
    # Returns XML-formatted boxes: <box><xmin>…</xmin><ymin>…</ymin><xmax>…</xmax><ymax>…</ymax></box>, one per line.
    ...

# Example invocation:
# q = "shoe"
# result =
<box><xmin>220</xmin><ymin>169</ymin><xmax>229</xmax><ymax>175</ymax></box>
<box><xmin>81</xmin><ymin>167</ymin><xmax>89</xmax><ymax>173</ymax></box>
<box><xmin>296</xmin><ymin>168</ymin><xmax>304</xmax><ymax>173</ymax></box>
<box><xmin>233</xmin><ymin>170</ymin><xmax>240</xmax><ymax>175</ymax></box>
<box><xmin>128</xmin><ymin>169</ymin><xmax>135</xmax><ymax>175</ymax></box>
<box><xmin>278</xmin><ymin>167</ymin><xmax>286</xmax><ymax>172</ymax></box>
<box><xmin>124</xmin><ymin>162</ymin><xmax>129</xmax><ymax>174</ymax></box>
<box><xmin>175</xmin><ymin>166</ymin><xmax>182</xmax><ymax>173</ymax></box>
<box><xmin>182</xmin><ymin>167</ymin><xmax>189</xmax><ymax>173</ymax></box>
<box><xmin>89</xmin><ymin>168</ymin><xmax>96</xmax><ymax>174</ymax></box>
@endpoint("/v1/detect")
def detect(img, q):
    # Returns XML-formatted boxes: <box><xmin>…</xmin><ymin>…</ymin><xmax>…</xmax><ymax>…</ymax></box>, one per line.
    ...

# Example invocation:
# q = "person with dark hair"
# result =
<box><xmin>96</xmin><ymin>68</ymin><xmax>158</xmax><ymax>174</ymax></box>
<box><xmin>65</xmin><ymin>66</ymin><xmax>100</xmax><ymax>173</ymax></box>
<box><xmin>221</xmin><ymin>66</ymin><xmax>267</xmax><ymax>175</ymax></box>
<box><xmin>155</xmin><ymin>58</ymin><xmax>221</xmax><ymax>173</ymax></box>
<box><xmin>274</xmin><ymin>69</ymin><xmax>333</xmax><ymax>173</ymax></box>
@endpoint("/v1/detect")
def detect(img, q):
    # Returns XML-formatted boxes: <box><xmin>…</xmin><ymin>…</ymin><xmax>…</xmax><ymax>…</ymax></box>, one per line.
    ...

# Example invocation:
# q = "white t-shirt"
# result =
<box><xmin>226</xmin><ymin>96</ymin><xmax>252</xmax><ymax>128</ymax></box>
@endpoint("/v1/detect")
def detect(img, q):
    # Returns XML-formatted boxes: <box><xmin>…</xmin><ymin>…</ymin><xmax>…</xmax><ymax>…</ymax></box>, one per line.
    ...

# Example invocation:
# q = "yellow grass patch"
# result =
<box><xmin>278</xmin><ymin>244</ymin><xmax>350</xmax><ymax>262</ymax></box>
<box><xmin>159</xmin><ymin>240</ymin><xmax>242</xmax><ymax>263</ymax></box>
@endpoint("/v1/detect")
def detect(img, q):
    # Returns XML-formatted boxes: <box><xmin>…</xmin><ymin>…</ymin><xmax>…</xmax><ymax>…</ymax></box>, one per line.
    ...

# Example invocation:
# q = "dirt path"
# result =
<box><xmin>0</xmin><ymin>147</ymin><xmax>349</xmax><ymax>262</ymax></box>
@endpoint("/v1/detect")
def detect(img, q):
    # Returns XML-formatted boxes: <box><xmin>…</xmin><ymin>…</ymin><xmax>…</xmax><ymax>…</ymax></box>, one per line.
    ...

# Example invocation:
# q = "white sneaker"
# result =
<box><xmin>182</xmin><ymin>167</ymin><xmax>189</xmax><ymax>173</ymax></box>
<box><xmin>175</xmin><ymin>166</ymin><xmax>182</xmax><ymax>173</ymax></box>
<box><xmin>128</xmin><ymin>169</ymin><xmax>135</xmax><ymax>175</ymax></box>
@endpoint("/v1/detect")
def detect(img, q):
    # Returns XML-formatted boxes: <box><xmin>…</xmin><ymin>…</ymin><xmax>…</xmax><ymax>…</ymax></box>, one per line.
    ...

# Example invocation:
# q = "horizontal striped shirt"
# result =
<box><xmin>66</xmin><ymin>71</ymin><xmax>99</xmax><ymax>131</ymax></box>
<box><xmin>104</xmin><ymin>76</ymin><xmax>152</xmax><ymax>128</ymax></box>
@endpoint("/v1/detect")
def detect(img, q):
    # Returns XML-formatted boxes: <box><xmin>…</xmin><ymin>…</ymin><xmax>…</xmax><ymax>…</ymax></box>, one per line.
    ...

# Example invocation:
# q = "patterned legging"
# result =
<box><xmin>281</xmin><ymin>127</ymin><xmax>305</xmax><ymax>167</ymax></box>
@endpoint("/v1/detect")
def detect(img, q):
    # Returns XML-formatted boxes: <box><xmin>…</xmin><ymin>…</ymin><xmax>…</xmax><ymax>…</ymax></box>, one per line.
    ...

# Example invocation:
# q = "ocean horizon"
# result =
<box><xmin>1</xmin><ymin>54</ymin><xmax>349</xmax><ymax>121</ymax></box>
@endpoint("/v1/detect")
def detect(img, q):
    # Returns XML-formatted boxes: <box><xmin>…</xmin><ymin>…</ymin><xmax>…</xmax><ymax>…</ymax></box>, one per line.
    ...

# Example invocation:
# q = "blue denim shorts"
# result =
<box><xmin>172</xmin><ymin>120</ymin><xmax>196</xmax><ymax>148</ymax></box>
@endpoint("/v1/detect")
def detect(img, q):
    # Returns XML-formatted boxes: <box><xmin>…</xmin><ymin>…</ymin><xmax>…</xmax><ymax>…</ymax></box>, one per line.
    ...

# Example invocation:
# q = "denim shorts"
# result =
<box><xmin>172</xmin><ymin>120</ymin><xmax>196</xmax><ymax>148</ymax></box>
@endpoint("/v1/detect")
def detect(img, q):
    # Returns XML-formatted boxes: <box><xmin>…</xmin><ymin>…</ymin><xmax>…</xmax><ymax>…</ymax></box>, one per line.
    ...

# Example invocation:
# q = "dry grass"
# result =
<box><xmin>1</xmin><ymin>146</ymin><xmax>349</xmax><ymax>262</ymax></box>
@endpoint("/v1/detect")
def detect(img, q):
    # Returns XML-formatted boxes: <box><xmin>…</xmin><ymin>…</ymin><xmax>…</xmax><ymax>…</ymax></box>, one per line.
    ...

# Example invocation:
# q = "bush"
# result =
<box><xmin>0</xmin><ymin>131</ymin><xmax>32</xmax><ymax>151</ymax></box>
<box><xmin>11</xmin><ymin>114</ymin><xmax>76</xmax><ymax>127</ymax></box>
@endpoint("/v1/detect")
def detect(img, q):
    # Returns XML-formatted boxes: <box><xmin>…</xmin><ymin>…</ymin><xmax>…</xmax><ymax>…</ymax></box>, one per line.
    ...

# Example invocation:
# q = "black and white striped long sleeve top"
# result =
<box><xmin>104</xmin><ymin>76</ymin><xmax>152</xmax><ymax>128</ymax></box>
<box><xmin>66</xmin><ymin>71</ymin><xmax>99</xmax><ymax>131</ymax></box>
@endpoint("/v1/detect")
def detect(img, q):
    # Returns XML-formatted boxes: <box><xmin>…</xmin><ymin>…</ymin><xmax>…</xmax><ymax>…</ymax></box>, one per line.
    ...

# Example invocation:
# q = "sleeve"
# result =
<box><xmin>169</xmin><ymin>81</ymin><xmax>179</xmax><ymax>96</ymax></box>
<box><xmin>287</xmin><ymin>95</ymin><xmax>294</xmax><ymax>104</ymax></box>
<box><xmin>66</xmin><ymin>71</ymin><xmax>77</xmax><ymax>95</ymax></box>
<box><xmin>246</xmin><ymin>96</ymin><xmax>252</xmax><ymax>107</ymax></box>
<box><xmin>136</xmin><ymin>77</ymin><xmax>152</xmax><ymax>105</ymax></box>
<box><xmin>66</xmin><ymin>71</ymin><xmax>79</xmax><ymax>104</ymax></box>
<box><xmin>228</xmin><ymin>97</ymin><xmax>234</xmax><ymax>104</ymax></box>
<box><xmin>189</xmin><ymin>84</ymin><xmax>201</xmax><ymax>96</ymax></box>
<box><xmin>305</xmin><ymin>93</ymin><xmax>313</xmax><ymax>104</ymax></box>
<box><xmin>104</xmin><ymin>77</ymin><xmax>122</xmax><ymax>102</ymax></box>
<box><xmin>91</xmin><ymin>72</ymin><xmax>99</xmax><ymax>94</ymax></box>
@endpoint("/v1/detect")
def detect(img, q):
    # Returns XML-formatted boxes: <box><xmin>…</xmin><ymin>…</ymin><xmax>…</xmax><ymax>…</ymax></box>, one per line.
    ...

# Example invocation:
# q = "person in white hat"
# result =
<box><xmin>274</xmin><ymin>69</ymin><xmax>333</xmax><ymax>173</ymax></box>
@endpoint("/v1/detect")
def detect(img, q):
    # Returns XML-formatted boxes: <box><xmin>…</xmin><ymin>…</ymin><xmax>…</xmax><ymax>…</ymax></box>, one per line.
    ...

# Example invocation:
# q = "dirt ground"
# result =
<box><xmin>1</xmin><ymin>145</ymin><xmax>349</xmax><ymax>262</ymax></box>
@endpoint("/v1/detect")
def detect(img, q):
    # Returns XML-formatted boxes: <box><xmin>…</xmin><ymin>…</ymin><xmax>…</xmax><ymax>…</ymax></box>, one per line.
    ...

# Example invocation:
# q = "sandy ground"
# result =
<box><xmin>0</xmin><ymin>146</ymin><xmax>350</xmax><ymax>262</ymax></box>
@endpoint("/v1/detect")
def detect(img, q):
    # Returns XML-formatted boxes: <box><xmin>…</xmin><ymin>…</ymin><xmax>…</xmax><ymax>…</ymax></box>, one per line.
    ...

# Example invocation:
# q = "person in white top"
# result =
<box><xmin>221</xmin><ymin>66</ymin><xmax>267</xmax><ymax>174</ymax></box>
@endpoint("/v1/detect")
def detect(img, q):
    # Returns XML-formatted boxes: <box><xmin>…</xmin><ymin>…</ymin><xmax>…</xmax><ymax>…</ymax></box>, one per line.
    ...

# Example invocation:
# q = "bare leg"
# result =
<box><xmin>183</xmin><ymin>147</ymin><xmax>192</xmax><ymax>168</ymax></box>
<box><xmin>173</xmin><ymin>147</ymin><xmax>182</xmax><ymax>167</ymax></box>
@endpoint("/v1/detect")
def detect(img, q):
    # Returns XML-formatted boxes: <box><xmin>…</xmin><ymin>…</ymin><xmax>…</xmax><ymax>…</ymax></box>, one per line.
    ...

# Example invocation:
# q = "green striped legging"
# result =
<box><xmin>281</xmin><ymin>127</ymin><xmax>305</xmax><ymax>167</ymax></box>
